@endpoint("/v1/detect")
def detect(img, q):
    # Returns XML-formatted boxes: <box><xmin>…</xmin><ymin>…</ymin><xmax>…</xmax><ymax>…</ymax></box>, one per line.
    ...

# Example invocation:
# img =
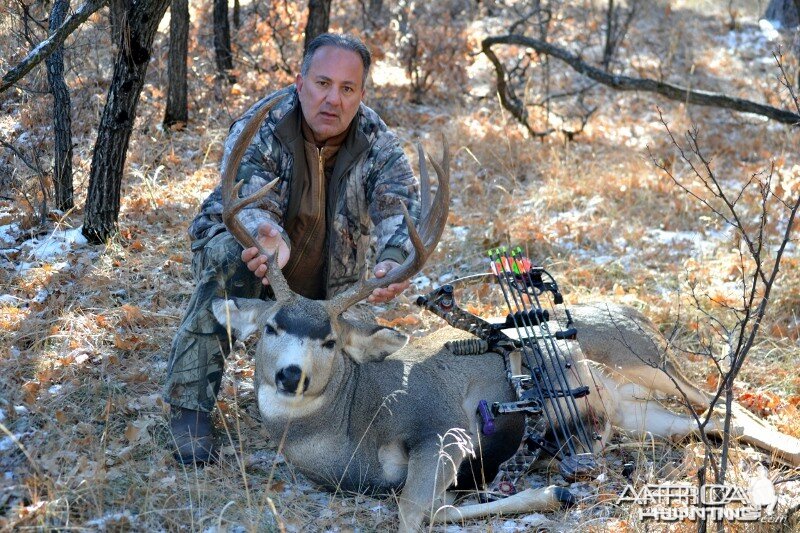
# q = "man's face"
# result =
<box><xmin>296</xmin><ymin>46</ymin><xmax>365</xmax><ymax>144</ymax></box>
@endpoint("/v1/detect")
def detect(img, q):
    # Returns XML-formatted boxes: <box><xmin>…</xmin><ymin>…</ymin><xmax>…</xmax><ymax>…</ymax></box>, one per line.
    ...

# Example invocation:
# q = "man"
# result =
<box><xmin>164</xmin><ymin>33</ymin><xmax>420</xmax><ymax>464</ymax></box>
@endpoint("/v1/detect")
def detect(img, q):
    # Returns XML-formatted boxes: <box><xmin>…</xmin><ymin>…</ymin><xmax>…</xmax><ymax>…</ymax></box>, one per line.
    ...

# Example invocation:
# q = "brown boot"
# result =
<box><xmin>169</xmin><ymin>406</ymin><xmax>217</xmax><ymax>465</ymax></box>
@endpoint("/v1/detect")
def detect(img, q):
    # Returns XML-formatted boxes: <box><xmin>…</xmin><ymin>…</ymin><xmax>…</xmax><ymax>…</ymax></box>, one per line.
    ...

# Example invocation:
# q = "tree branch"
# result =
<box><xmin>0</xmin><ymin>0</ymin><xmax>107</xmax><ymax>95</ymax></box>
<box><xmin>483</xmin><ymin>34</ymin><xmax>800</xmax><ymax>126</ymax></box>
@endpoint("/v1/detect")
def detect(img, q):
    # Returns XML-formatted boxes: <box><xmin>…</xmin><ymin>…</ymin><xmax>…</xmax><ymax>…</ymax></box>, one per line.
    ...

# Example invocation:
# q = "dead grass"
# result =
<box><xmin>1</xmin><ymin>0</ymin><xmax>799</xmax><ymax>531</ymax></box>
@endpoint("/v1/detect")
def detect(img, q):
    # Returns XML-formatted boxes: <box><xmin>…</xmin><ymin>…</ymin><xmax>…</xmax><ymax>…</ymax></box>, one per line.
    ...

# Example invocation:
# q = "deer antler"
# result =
<box><xmin>221</xmin><ymin>95</ymin><xmax>294</xmax><ymax>300</ymax></box>
<box><xmin>325</xmin><ymin>138</ymin><xmax>450</xmax><ymax>316</ymax></box>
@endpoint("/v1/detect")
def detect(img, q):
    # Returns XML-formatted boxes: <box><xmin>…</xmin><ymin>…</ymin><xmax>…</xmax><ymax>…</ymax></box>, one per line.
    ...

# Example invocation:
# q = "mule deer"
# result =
<box><xmin>213</xmin><ymin>98</ymin><xmax>800</xmax><ymax>531</ymax></box>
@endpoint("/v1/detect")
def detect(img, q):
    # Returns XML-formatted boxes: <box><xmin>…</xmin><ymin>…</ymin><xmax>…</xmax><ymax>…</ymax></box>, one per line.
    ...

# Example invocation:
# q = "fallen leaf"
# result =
<box><xmin>21</xmin><ymin>381</ymin><xmax>40</xmax><ymax>404</ymax></box>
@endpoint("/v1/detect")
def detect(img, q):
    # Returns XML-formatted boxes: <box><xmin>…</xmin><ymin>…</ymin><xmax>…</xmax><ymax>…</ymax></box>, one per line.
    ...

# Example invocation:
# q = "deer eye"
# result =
<box><xmin>264</xmin><ymin>324</ymin><xmax>278</xmax><ymax>335</ymax></box>
<box><xmin>322</xmin><ymin>339</ymin><xmax>336</xmax><ymax>350</ymax></box>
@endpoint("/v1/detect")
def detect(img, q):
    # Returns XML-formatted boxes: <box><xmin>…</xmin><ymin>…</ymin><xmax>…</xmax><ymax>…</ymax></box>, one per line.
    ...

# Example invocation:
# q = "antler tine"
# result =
<box><xmin>221</xmin><ymin>95</ymin><xmax>294</xmax><ymax>300</ymax></box>
<box><xmin>326</xmin><ymin>137</ymin><xmax>450</xmax><ymax>316</ymax></box>
<box><xmin>417</xmin><ymin>143</ymin><xmax>431</xmax><ymax>213</ymax></box>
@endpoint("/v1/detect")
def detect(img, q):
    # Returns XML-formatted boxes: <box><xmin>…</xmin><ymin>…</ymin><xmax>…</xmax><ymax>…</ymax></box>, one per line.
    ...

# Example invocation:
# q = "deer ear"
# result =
<box><xmin>212</xmin><ymin>298</ymin><xmax>272</xmax><ymax>341</ymax></box>
<box><xmin>338</xmin><ymin>317</ymin><xmax>408</xmax><ymax>363</ymax></box>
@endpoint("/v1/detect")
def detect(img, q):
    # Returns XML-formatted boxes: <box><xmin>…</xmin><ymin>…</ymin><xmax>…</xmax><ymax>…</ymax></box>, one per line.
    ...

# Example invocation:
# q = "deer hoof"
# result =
<box><xmin>553</xmin><ymin>487</ymin><xmax>575</xmax><ymax>508</ymax></box>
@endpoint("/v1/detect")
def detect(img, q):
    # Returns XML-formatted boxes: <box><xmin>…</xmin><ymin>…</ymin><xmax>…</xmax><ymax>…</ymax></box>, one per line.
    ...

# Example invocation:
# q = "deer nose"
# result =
<box><xmin>275</xmin><ymin>365</ymin><xmax>309</xmax><ymax>394</ymax></box>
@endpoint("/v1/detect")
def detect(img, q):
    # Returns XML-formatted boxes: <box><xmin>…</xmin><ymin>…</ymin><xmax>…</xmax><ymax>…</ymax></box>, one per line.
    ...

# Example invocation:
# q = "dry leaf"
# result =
<box><xmin>377</xmin><ymin>315</ymin><xmax>420</xmax><ymax>328</ymax></box>
<box><xmin>21</xmin><ymin>381</ymin><xmax>40</xmax><ymax>404</ymax></box>
<box><xmin>124</xmin><ymin>418</ymin><xmax>155</xmax><ymax>444</ymax></box>
<box><xmin>120</xmin><ymin>304</ymin><xmax>146</xmax><ymax>328</ymax></box>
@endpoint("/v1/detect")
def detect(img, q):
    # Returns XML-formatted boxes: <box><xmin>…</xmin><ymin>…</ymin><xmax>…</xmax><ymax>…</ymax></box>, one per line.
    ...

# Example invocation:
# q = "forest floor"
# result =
<box><xmin>1</xmin><ymin>1</ymin><xmax>800</xmax><ymax>531</ymax></box>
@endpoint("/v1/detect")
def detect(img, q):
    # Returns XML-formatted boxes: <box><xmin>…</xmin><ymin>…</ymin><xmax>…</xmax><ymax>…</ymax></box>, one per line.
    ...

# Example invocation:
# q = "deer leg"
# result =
<box><xmin>432</xmin><ymin>486</ymin><xmax>572</xmax><ymax>524</ymax></box>
<box><xmin>397</xmin><ymin>432</ymin><xmax>472</xmax><ymax>533</ymax></box>
<box><xmin>611</xmin><ymin>383</ymin><xmax>707</xmax><ymax>439</ymax></box>
<box><xmin>615</xmin><ymin>363</ymin><xmax>710</xmax><ymax>411</ymax></box>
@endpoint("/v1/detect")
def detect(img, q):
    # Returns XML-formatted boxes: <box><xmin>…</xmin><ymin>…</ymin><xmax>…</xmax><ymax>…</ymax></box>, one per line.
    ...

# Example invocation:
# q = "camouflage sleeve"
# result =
<box><xmin>225</xmin><ymin>124</ymin><xmax>291</xmax><ymax>247</ymax></box>
<box><xmin>365</xmin><ymin>131</ymin><xmax>420</xmax><ymax>265</ymax></box>
<box><xmin>189</xmin><ymin>92</ymin><xmax>293</xmax><ymax>249</ymax></box>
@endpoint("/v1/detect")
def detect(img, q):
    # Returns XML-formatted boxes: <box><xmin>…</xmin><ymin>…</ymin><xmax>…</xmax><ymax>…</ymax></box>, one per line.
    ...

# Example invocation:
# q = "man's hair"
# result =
<box><xmin>301</xmin><ymin>33</ymin><xmax>372</xmax><ymax>86</ymax></box>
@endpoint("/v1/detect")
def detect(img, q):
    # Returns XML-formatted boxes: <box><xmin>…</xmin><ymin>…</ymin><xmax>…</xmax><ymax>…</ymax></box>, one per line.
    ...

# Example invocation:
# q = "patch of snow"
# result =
<box><xmin>412</xmin><ymin>274</ymin><xmax>432</xmax><ymax>289</ymax></box>
<box><xmin>4</xmin><ymin>471</ymin><xmax>12</xmax><ymax>480</ymax></box>
<box><xmin>48</xmin><ymin>384</ymin><xmax>62</xmax><ymax>395</ymax></box>
<box><xmin>13</xmin><ymin>405</ymin><xmax>28</xmax><ymax>415</ymax></box>
<box><xmin>21</xmin><ymin>226</ymin><xmax>88</xmax><ymax>261</ymax></box>
<box><xmin>723</xmin><ymin>25</ymin><xmax>769</xmax><ymax>50</ymax></box>
<box><xmin>645</xmin><ymin>229</ymin><xmax>720</xmax><ymax>255</ymax></box>
<box><xmin>32</xmin><ymin>289</ymin><xmax>49</xmax><ymax>304</ymax></box>
<box><xmin>0</xmin><ymin>433</ymin><xmax>23</xmax><ymax>452</ymax></box>
<box><xmin>85</xmin><ymin>511</ymin><xmax>135</xmax><ymax>530</ymax></box>
<box><xmin>0</xmin><ymin>408</ymin><xmax>5</xmax><ymax>421</ymax></box>
<box><xmin>0</xmin><ymin>294</ymin><xmax>21</xmax><ymax>306</ymax></box>
<box><xmin>438</xmin><ymin>272</ymin><xmax>456</xmax><ymax>284</ymax></box>
<box><xmin>14</xmin><ymin>262</ymin><xmax>36</xmax><ymax>276</ymax></box>
<box><xmin>591</xmin><ymin>255</ymin><xmax>616</xmax><ymax>265</ymax></box>
<box><xmin>0</xmin><ymin>223</ymin><xmax>20</xmax><ymax>246</ymax></box>
<box><xmin>450</xmin><ymin>226</ymin><xmax>469</xmax><ymax>240</ymax></box>
<box><xmin>758</xmin><ymin>19</ymin><xmax>782</xmax><ymax>41</ymax></box>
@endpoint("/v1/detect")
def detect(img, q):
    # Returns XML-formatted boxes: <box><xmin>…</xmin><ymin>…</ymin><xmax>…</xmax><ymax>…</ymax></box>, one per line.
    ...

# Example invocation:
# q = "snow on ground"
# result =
<box><xmin>20</xmin><ymin>226</ymin><xmax>88</xmax><ymax>261</ymax></box>
<box><xmin>0</xmin><ymin>223</ymin><xmax>20</xmax><ymax>247</ymax></box>
<box><xmin>645</xmin><ymin>228</ymin><xmax>724</xmax><ymax>256</ymax></box>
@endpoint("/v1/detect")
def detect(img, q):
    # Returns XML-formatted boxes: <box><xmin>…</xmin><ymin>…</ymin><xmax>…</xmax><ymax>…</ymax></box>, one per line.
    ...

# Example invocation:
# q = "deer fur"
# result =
<box><xmin>213</xmin><ymin>297</ymin><xmax>800</xmax><ymax>531</ymax></box>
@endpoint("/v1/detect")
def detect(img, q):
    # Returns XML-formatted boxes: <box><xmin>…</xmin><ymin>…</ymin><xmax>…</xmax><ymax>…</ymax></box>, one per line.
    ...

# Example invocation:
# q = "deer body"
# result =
<box><xmin>258</xmin><ymin>324</ymin><xmax>523</xmax><ymax>495</ymax></box>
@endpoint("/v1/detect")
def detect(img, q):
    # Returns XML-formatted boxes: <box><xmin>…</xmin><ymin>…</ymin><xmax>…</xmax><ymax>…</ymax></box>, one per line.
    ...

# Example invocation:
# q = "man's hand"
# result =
<box><xmin>241</xmin><ymin>222</ymin><xmax>291</xmax><ymax>286</ymax></box>
<box><xmin>367</xmin><ymin>260</ymin><xmax>411</xmax><ymax>303</ymax></box>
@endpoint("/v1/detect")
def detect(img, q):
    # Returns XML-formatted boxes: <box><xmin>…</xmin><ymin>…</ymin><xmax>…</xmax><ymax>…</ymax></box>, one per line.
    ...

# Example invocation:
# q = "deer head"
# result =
<box><xmin>211</xmin><ymin>97</ymin><xmax>450</xmax><ymax>408</ymax></box>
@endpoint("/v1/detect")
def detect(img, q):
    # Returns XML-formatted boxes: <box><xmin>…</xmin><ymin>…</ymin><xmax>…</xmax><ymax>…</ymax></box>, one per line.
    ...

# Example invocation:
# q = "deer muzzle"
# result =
<box><xmin>275</xmin><ymin>365</ymin><xmax>310</xmax><ymax>395</ymax></box>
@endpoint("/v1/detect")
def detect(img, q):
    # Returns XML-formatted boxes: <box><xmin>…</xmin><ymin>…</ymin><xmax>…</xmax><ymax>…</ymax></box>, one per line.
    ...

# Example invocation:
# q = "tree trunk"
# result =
<box><xmin>233</xmin><ymin>0</ymin><xmax>240</xmax><ymax>29</ymax></box>
<box><xmin>164</xmin><ymin>0</ymin><xmax>189</xmax><ymax>128</ymax></box>
<box><xmin>764</xmin><ymin>0</ymin><xmax>799</xmax><ymax>27</ymax></box>
<box><xmin>109</xmin><ymin>0</ymin><xmax>128</xmax><ymax>48</ymax></box>
<box><xmin>82</xmin><ymin>0</ymin><xmax>170</xmax><ymax>243</ymax></box>
<box><xmin>213</xmin><ymin>0</ymin><xmax>234</xmax><ymax>82</ymax></box>
<box><xmin>46</xmin><ymin>0</ymin><xmax>74</xmax><ymax>211</ymax></box>
<box><xmin>369</xmin><ymin>0</ymin><xmax>384</xmax><ymax>21</ymax></box>
<box><xmin>304</xmin><ymin>0</ymin><xmax>332</xmax><ymax>54</ymax></box>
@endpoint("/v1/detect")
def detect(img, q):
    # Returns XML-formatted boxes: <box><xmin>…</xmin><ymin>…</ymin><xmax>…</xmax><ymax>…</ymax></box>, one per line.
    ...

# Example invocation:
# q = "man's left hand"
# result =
<box><xmin>368</xmin><ymin>261</ymin><xmax>411</xmax><ymax>303</ymax></box>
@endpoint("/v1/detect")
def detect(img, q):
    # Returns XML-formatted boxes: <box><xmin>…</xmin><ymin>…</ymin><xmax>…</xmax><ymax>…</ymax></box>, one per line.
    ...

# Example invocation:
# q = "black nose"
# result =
<box><xmin>275</xmin><ymin>365</ymin><xmax>309</xmax><ymax>394</ymax></box>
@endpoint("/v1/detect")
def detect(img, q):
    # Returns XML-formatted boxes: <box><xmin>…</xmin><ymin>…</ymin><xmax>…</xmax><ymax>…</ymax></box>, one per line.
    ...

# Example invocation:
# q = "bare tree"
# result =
<box><xmin>82</xmin><ymin>0</ymin><xmax>170</xmax><ymax>243</ymax></box>
<box><xmin>46</xmin><ymin>0</ymin><xmax>74</xmax><ymax>211</ymax></box>
<box><xmin>233</xmin><ymin>0</ymin><xmax>240</xmax><ymax>29</ymax></box>
<box><xmin>648</xmin><ymin>64</ymin><xmax>800</xmax><ymax>528</ymax></box>
<box><xmin>303</xmin><ymin>0</ymin><xmax>332</xmax><ymax>53</ymax></box>
<box><xmin>213</xmin><ymin>0</ymin><xmax>235</xmax><ymax>82</ymax></box>
<box><xmin>163</xmin><ymin>0</ymin><xmax>189</xmax><ymax>128</ymax></box>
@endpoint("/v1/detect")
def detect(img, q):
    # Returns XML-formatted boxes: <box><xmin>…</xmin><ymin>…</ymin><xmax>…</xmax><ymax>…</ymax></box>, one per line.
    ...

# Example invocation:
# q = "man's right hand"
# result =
<box><xmin>241</xmin><ymin>222</ymin><xmax>291</xmax><ymax>286</ymax></box>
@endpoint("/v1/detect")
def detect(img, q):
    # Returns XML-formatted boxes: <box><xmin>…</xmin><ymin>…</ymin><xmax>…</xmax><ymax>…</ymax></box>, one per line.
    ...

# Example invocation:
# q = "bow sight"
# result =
<box><xmin>416</xmin><ymin>246</ymin><xmax>599</xmax><ymax>482</ymax></box>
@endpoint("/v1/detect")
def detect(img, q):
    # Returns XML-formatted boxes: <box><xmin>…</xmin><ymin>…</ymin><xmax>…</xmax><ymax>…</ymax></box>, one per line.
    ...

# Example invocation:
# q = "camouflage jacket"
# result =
<box><xmin>189</xmin><ymin>86</ymin><xmax>421</xmax><ymax>297</ymax></box>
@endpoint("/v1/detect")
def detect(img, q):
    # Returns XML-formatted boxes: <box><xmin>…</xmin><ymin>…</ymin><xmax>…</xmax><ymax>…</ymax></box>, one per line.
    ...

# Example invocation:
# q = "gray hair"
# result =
<box><xmin>301</xmin><ymin>33</ymin><xmax>371</xmax><ymax>87</ymax></box>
